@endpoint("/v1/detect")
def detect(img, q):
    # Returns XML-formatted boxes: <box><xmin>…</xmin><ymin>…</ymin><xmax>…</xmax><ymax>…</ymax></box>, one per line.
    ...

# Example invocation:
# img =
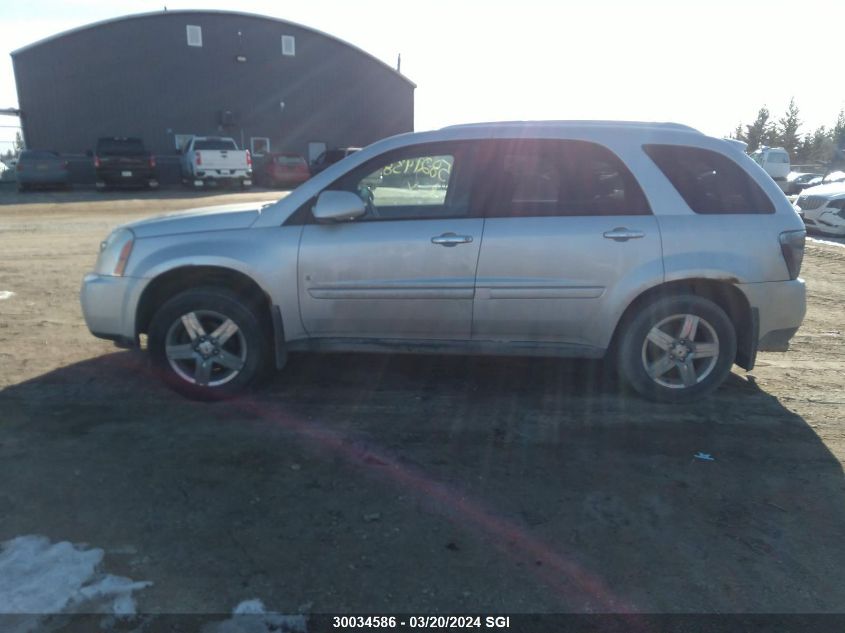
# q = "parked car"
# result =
<box><xmin>181</xmin><ymin>136</ymin><xmax>252</xmax><ymax>189</ymax></box>
<box><xmin>81</xmin><ymin>121</ymin><xmax>806</xmax><ymax>403</ymax></box>
<box><xmin>749</xmin><ymin>146</ymin><xmax>791</xmax><ymax>187</ymax></box>
<box><xmin>15</xmin><ymin>149</ymin><xmax>69</xmax><ymax>191</ymax></box>
<box><xmin>93</xmin><ymin>137</ymin><xmax>158</xmax><ymax>190</ymax></box>
<box><xmin>260</xmin><ymin>153</ymin><xmax>311</xmax><ymax>189</ymax></box>
<box><xmin>823</xmin><ymin>170</ymin><xmax>845</xmax><ymax>184</ymax></box>
<box><xmin>794</xmin><ymin>182</ymin><xmax>845</xmax><ymax>236</ymax></box>
<box><xmin>802</xmin><ymin>171</ymin><xmax>845</xmax><ymax>191</ymax></box>
<box><xmin>785</xmin><ymin>171</ymin><xmax>822</xmax><ymax>194</ymax></box>
<box><xmin>309</xmin><ymin>147</ymin><xmax>360</xmax><ymax>175</ymax></box>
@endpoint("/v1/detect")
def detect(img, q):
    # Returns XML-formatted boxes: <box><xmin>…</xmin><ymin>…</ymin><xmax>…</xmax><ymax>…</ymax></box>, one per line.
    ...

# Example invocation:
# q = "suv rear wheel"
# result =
<box><xmin>148</xmin><ymin>287</ymin><xmax>271</xmax><ymax>400</ymax></box>
<box><xmin>617</xmin><ymin>294</ymin><xmax>736</xmax><ymax>403</ymax></box>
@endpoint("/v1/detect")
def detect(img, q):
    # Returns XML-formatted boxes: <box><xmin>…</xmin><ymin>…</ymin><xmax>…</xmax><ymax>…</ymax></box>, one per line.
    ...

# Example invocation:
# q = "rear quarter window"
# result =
<box><xmin>644</xmin><ymin>144</ymin><xmax>775</xmax><ymax>214</ymax></box>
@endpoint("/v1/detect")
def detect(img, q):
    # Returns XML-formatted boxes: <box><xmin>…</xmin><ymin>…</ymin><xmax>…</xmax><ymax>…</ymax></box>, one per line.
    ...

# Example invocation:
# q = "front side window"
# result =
<box><xmin>477</xmin><ymin>139</ymin><xmax>651</xmax><ymax>217</ymax></box>
<box><xmin>329</xmin><ymin>144</ymin><xmax>467</xmax><ymax>221</ymax></box>
<box><xmin>645</xmin><ymin>144</ymin><xmax>775</xmax><ymax>214</ymax></box>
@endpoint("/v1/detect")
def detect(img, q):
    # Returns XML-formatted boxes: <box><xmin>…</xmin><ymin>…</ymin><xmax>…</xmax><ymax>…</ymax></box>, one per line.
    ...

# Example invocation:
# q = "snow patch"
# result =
<box><xmin>204</xmin><ymin>599</ymin><xmax>307</xmax><ymax>633</ymax></box>
<box><xmin>809</xmin><ymin>237</ymin><xmax>845</xmax><ymax>248</ymax></box>
<box><xmin>0</xmin><ymin>291</ymin><xmax>15</xmax><ymax>300</ymax></box>
<box><xmin>0</xmin><ymin>535</ymin><xmax>151</xmax><ymax>633</ymax></box>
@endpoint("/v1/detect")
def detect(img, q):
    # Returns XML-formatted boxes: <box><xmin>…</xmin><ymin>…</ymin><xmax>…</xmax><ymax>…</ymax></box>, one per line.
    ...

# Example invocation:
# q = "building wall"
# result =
<box><xmin>11</xmin><ymin>11</ymin><xmax>414</xmax><ymax>158</ymax></box>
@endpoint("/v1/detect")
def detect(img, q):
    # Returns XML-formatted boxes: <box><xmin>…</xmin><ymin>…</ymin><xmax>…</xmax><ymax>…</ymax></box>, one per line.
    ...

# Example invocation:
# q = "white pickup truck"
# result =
<box><xmin>180</xmin><ymin>136</ymin><xmax>252</xmax><ymax>189</ymax></box>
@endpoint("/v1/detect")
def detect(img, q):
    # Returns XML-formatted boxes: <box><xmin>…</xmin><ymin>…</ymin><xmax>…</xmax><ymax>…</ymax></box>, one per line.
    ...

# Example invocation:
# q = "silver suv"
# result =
<box><xmin>81</xmin><ymin>121</ymin><xmax>807</xmax><ymax>402</ymax></box>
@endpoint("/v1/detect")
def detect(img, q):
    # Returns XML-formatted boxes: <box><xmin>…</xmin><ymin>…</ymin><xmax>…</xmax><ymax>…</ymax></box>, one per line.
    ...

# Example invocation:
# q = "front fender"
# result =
<box><xmin>125</xmin><ymin>226</ymin><xmax>306</xmax><ymax>340</ymax></box>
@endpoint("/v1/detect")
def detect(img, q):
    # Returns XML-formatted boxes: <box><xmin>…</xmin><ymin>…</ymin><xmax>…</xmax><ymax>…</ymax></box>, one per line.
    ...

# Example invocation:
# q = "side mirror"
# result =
<box><xmin>313</xmin><ymin>190</ymin><xmax>366</xmax><ymax>222</ymax></box>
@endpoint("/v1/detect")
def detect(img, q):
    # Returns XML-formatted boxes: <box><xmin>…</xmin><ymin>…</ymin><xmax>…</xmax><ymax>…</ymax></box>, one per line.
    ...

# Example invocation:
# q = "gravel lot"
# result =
<box><xmin>1</xmin><ymin>187</ymin><xmax>844</xmax><ymax>623</ymax></box>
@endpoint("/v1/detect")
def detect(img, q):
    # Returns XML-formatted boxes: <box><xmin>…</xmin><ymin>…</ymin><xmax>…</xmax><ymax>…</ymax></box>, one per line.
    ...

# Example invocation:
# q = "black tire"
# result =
<box><xmin>617</xmin><ymin>294</ymin><xmax>737</xmax><ymax>403</ymax></box>
<box><xmin>148</xmin><ymin>287</ymin><xmax>272</xmax><ymax>401</ymax></box>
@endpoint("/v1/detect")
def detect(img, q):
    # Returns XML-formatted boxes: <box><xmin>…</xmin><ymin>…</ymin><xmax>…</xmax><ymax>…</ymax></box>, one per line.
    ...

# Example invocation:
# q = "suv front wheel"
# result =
<box><xmin>148</xmin><ymin>288</ymin><xmax>271</xmax><ymax>400</ymax></box>
<box><xmin>617</xmin><ymin>294</ymin><xmax>737</xmax><ymax>403</ymax></box>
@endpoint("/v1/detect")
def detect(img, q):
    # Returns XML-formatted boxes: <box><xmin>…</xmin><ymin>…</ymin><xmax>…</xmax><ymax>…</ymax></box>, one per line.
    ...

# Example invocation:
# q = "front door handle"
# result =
<box><xmin>603</xmin><ymin>227</ymin><xmax>645</xmax><ymax>242</ymax></box>
<box><xmin>431</xmin><ymin>232</ymin><xmax>473</xmax><ymax>247</ymax></box>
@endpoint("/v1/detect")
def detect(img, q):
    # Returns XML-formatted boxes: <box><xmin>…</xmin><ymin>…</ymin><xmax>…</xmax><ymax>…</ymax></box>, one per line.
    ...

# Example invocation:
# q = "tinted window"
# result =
<box><xmin>194</xmin><ymin>139</ymin><xmax>238</xmax><ymax>151</ymax></box>
<box><xmin>96</xmin><ymin>138</ymin><xmax>146</xmax><ymax>156</ymax></box>
<box><xmin>477</xmin><ymin>139</ymin><xmax>651</xmax><ymax>217</ymax></box>
<box><xmin>324</xmin><ymin>150</ymin><xmax>347</xmax><ymax>163</ymax></box>
<box><xmin>328</xmin><ymin>144</ymin><xmax>468</xmax><ymax>221</ymax></box>
<box><xmin>645</xmin><ymin>144</ymin><xmax>775</xmax><ymax>214</ymax></box>
<box><xmin>274</xmin><ymin>155</ymin><xmax>306</xmax><ymax>167</ymax></box>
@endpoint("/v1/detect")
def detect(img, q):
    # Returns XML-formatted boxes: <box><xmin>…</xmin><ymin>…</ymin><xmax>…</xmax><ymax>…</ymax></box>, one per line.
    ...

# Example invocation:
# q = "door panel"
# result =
<box><xmin>470</xmin><ymin>138</ymin><xmax>663</xmax><ymax>349</ymax></box>
<box><xmin>473</xmin><ymin>216</ymin><xmax>662</xmax><ymax>346</ymax></box>
<box><xmin>299</xmin><ymin>219</ymin><xmax>483</xmax><ymax>339</ymax></box>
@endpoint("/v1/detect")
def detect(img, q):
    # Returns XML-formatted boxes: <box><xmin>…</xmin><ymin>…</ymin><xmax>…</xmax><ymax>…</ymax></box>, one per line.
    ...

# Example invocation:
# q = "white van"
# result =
<box><xmin>750</xmin><ymin>147</ymin><xmax>791</xmax><ymax>188</ymax></box>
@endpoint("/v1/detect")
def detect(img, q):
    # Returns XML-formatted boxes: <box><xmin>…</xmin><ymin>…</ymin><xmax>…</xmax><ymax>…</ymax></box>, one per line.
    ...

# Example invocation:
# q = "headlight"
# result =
<box><xmin>96</xmin><ymin>228</ymin><xmax>135</xmax><ymax>277</ymax></box>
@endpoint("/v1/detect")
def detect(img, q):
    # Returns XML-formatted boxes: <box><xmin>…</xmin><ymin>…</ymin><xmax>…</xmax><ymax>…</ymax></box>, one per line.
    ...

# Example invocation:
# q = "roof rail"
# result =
<box><xmin>442</xmin><ymin>120</ymin><xmax>701</xmax><ymax>133</ymax></box>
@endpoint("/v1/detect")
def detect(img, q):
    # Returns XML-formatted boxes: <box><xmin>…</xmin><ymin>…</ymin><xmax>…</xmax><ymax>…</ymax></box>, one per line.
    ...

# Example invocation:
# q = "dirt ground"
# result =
<box><xmin>1</xmin><ymin>186</ymin><xmax>844</xmax><ymax>622</ymax></box>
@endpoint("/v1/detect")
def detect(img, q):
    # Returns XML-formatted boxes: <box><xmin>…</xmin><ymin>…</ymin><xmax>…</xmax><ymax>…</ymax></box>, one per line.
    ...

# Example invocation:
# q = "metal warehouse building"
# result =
<box><xmin>11</xmin><ymin>10</ymin><xmax>415</xmax><ymax>163</ymax></box>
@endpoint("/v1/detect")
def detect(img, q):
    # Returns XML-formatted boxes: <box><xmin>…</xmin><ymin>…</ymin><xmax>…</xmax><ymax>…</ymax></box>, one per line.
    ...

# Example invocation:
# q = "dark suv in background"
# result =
<box><xmin>93</xmin><ymin>137</ymin><xmax>158</xmax><ymax>190</ymax></box>
<box><xmin>309</xmin><ymin>147</ymin><xmax>360</xmax><ymax>175</ymax></box>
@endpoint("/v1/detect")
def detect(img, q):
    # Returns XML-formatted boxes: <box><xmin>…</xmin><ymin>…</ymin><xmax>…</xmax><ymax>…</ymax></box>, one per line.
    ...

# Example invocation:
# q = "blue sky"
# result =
<box><xmin>2</xmin><ymin>0</ymin><xmax>844</xmax><ymax>152</ymax></box>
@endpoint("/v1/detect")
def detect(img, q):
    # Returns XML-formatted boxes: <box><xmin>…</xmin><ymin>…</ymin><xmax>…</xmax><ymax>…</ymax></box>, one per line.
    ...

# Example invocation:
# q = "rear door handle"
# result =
<box><xmin>603</xmin><ymin>227</ymin><xmax>645</xmax><ymax>242</ymax></box>
<box><xmin>431</xmin><ymin>232</ymin><xmax>473</xmax><ymax>247</ymax></box>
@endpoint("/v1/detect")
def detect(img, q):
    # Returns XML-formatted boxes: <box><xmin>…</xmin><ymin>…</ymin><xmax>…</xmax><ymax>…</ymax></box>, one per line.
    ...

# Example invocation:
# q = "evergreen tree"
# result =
<box><xmin>833</xmin><ymin>109</ymin><xmax>845</xmax><ymax>149</ymax></box>
<box><xmin>744</xmin><ymin>107</ymin><xmax>773</xmax><ymax>151</ymax></box>
<box><xmin>776</xmin><ymin>98</ymin><xmax>801</xmax><ymax>157</ymax></box>
<box><xmin>799</xmin><ymin>126</ymin><xmax>834</xmax><ymax>165</ymax></box>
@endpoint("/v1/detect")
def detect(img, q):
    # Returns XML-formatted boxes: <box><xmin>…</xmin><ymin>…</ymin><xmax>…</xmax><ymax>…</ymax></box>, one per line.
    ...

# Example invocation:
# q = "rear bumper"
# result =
<box><xmin>17</xmin><ymin>172</ymin><xmax>69</xmax><ymax>184</ymax></box>
<box><xmin>736</xmin><ymin>279</ymin><xmax>806</xmax><ymax>352</ymax></box>
<box><xmin>194</xmin><ymin>169</ymin><xmax>252</xmax><ymax>180</ymax></box>
<box><xmin>96</xmin><ymin>168</ymin><xmax>158</xmax><ymax>186</ymax></box>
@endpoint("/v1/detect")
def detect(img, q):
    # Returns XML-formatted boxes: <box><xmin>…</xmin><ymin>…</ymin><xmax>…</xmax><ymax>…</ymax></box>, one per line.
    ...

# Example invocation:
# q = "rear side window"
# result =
<box><xmin>477</xmin><ymin>139</ymin><xmax>651</xmax><ymax>217</ymax></box>
<box><xmin>644</xmin><ymin>144</ymin><xmax>774</xmax><ymax>214</ymax></box>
